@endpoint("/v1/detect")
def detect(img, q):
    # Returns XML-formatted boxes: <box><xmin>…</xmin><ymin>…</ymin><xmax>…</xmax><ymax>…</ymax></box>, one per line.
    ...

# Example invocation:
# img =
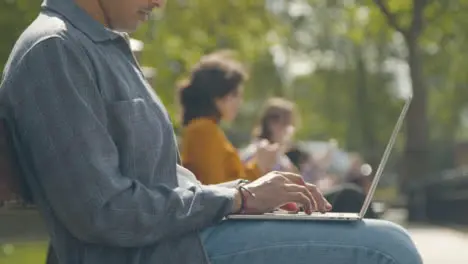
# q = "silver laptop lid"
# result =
<box><xmin>359</xmin><ymin>96</ymin><xmax>413</xmax><ymax>218</ymax></box>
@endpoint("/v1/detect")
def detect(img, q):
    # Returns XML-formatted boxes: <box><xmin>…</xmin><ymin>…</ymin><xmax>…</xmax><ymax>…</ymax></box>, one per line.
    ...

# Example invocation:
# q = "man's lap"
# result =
<box><xmin>201</xmin><ymin>219</ymin><xmax>422</xmax><ymax>264</ymax></box>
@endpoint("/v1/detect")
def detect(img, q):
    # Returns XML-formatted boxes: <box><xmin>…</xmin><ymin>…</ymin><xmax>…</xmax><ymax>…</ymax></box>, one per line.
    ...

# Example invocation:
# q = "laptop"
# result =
<box><xmin>227</xmin><ymin>96</ymin><xmax>412</xmax><ymax>222</ymax></box>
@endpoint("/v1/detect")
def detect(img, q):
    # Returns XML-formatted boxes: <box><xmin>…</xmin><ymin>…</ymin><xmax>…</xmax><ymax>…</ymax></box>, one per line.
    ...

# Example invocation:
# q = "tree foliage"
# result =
<box><xmin>1</xmin><ymin>0</ymin><xmax>468</xmax><ymax>178</ymax></box>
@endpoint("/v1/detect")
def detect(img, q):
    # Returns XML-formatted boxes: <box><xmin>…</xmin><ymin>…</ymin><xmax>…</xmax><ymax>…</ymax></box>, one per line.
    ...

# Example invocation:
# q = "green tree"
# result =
<box><xmin>0</xmin><ymin>0</ymin><xmax>40</xmax><ymax>70</ymax></box>
<box><xmin>276</xmin><ymin>1</ymin><xmax>403</xmax><ymax>169</ymax></box>
<box><xmin>133</xmin><ymin>0</ymin><xmax>286</xmax><ymax>122</ymax></box>
<box><xmin>370</xmin><ymin>0</ymin><xmax>468</xmax><ymax>220</ymax></box>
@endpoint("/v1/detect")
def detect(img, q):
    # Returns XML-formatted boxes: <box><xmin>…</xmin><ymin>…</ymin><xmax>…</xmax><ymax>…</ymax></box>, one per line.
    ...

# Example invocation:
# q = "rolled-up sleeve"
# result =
<box><xmin>7</xmin><ymin>36</ymin><xmax>236</xmax><ymax>247</ymax></box>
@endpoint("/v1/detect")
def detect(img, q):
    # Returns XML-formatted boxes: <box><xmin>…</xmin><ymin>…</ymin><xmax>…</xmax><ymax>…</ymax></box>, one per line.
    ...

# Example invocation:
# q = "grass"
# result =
<box><xmin>0</xmin><ymin>241</ymin><xmax>47</xmax><ymax>264</ymax></box>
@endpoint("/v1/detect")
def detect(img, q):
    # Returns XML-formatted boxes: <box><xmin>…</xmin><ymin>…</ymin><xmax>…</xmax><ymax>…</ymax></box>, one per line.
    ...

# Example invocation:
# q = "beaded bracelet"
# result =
<box><xmin>237</xmin><ymin>186</ymin><xmax>247</xmax><ymax>214</ymax></box>
<box><xmin>236</xmin><ymin>184</ymin><xmax>255</xmax><ymax>214</ymax></box>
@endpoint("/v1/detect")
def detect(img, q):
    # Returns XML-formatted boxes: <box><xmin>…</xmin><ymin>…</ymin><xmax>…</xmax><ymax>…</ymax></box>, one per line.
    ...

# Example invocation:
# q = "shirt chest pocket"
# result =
<box><xmin>105</xmin><ymin>98</ymin><xmax>165</xmax><ymax>175</ymax></box>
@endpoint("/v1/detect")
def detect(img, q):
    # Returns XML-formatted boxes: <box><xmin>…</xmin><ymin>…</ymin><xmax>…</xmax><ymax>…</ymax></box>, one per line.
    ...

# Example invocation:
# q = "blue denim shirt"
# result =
<box><xmin>0</xmin><ymin>0</ymin><xmax>236</xmax><ymax>263</ymax></box>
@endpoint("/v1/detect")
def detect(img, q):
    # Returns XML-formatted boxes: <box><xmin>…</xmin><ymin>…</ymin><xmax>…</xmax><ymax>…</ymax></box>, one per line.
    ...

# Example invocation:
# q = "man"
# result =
<box><xmin>0</xmin><ymin>0</ymin><xmax>422</xmax><ymax>263</ymax></box>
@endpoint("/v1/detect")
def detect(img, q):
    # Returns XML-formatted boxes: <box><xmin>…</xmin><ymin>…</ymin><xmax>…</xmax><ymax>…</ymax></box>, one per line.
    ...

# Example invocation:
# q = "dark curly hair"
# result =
<box><xmin>178</xmin><ymin>51</ymin><xmax>248</xmax><ymax>126</ymax></box>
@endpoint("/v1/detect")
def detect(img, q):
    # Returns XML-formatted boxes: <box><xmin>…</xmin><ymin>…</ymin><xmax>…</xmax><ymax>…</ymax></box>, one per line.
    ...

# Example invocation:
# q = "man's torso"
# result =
<box><xmin>0</xmin><ymin>3</ymin><xmax>209</xmax><ymax>264</ymax></box>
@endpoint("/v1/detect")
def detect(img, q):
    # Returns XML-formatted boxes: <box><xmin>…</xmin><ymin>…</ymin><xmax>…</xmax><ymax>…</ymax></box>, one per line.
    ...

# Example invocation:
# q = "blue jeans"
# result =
<box><xmin>201</xmin><ymin>219</ymin><xmax>422</xmax><ymax>264</ymax></box>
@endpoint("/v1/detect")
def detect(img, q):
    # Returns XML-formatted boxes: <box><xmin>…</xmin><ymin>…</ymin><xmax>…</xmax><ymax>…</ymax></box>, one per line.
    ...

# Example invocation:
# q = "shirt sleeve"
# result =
<box><xmin>6</xmin><ymin>36</ymin><xmax>236</xmax><ymax>247</ymax></box>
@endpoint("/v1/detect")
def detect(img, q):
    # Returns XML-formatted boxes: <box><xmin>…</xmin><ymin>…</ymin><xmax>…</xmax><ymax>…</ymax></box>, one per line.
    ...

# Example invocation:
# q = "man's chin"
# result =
<box><xmin>113</xmin><ymin>22</ymin><xmax>140</xmax><ymax>33</ymax></box>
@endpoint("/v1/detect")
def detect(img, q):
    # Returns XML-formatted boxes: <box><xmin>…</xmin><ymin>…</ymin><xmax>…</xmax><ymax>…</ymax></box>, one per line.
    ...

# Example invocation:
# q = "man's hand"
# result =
<box><xmin>231</xmin><ymin>171</ymin><xmax>332</xmax><ymax>215</ymax></box>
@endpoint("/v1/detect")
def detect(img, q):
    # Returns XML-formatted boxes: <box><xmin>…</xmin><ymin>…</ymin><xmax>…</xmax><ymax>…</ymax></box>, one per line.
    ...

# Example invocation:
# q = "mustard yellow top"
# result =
<box><xmin>181</xmin><ymin>117</ymin><xmax>262</xmax><ymax>185</ymax></box>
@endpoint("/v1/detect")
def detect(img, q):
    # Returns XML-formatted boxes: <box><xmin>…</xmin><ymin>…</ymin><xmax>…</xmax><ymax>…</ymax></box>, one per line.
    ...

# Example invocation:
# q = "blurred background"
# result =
<box><xmin>1</xmin><ymin>0</ymin><xmax>468</xmax><ymax>263</ymax></box>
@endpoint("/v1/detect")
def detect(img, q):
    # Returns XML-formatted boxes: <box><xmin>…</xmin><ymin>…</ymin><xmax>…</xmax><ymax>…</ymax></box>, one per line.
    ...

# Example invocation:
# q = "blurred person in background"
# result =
<box><xmin>323</xmin><ymin>153</ymin><xmax>378</xmax><ymax>218</ymax></box>
<box><xmin>241</xmin><ymin>97</ymin><xmax>298</xmax><ymax>173</ymax></box>
<box><xmin>310</xmin><ymin>140</ymin><xmax>339</xmax><ymax>190</ymax></box>
<box><xmin>179</xmin><ymin>52</ymin><xmax>281</xmax><ymax>184</ymax></box>
<box><xmin>285</xmin><ymin>145</ymin><xmax>310</xmax><ymax>173</ymax></box>
<box><xmin>285</xmin><ymin>145</ymin><xmax>330</xmax><ymax>184</ymax></box>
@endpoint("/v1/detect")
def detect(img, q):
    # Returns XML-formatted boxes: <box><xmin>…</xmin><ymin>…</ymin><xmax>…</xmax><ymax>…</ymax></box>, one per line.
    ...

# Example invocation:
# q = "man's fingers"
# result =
<box><xmin>282</xmin><ymin>172</ymin><xmax>331</xmax><ymax>213</ymax></box>
<box><xmin>280</xmin><ymin>172</ymin><xmax>305</xmax><ymax>185</ymax></box>
<box><xmin>280</xmin><ymin>202</ymin><xmax>299</xmax><ymax>212</ymax></box>
<box><xmin>284</xmin><ymin>183</ymin><xmax>316</xmax><ymax>210</ymax></box>
<box><xmin>306</xmin><ymin>183</ymin><xmax>331</xmax><ymax>213</ymax></box>
<box><xmin>287</xmin><ymin>192</ymin><xmax>312</xmax><ymax>213</ymax></box>
<box><xmin>273</xmin><ymin>172</ymin><xmax>330</xmax><ymax>213</ymax></box>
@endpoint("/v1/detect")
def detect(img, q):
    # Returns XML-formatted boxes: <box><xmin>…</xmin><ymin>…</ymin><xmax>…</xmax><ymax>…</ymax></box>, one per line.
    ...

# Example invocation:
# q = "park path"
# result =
<box><xmin>385</xmin><ymin>208</ymin><xmax>468</xmax><ymax>264</ymax></box>
<box><xmin>407</xmin><ymin>225</ymin><xmax>468</xmax><ymax>264</ymax></box>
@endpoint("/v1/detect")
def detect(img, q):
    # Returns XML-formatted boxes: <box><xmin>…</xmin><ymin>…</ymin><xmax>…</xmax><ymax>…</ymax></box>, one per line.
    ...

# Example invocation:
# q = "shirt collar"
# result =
<box><xmin>41</xmin><ymin>0</ymin><xmax>121</xmax><ymax>42</ymax></box>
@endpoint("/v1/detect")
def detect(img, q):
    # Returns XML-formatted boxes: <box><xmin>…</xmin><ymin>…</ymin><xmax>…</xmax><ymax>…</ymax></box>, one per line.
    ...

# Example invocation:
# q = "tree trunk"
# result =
<box><xmin>355</xmin><ymin>48</ymin><xmax>379</xmax><ymax>168</ymax></box>
<box><xmin>404</xmin><ymin>35</ymin><xmax>429</xmax><ymax>221</ymax></box>
<box><xmin>373</xmin><ymin>0</ymin><xmax>430</xmax><ymax>222</ymax></box>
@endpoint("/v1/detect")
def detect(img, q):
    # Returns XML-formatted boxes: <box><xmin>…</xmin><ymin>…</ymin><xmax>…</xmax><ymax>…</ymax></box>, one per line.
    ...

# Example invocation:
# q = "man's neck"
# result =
<box><xmin>74</xmin><ymin>0</ymin><xmax>109</xmax><ymax>27</ymax></box>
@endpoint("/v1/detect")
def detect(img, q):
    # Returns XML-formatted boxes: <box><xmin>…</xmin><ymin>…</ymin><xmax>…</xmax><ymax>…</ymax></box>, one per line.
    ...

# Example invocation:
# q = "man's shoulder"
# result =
<box><xmin>26</xmin><ymin>12</ymin><xmax>70</xmax><ymax>42</ymax></box>
<box><xmin>6</xmin><ymin>11</ymin><xmax>86</xmax><ymax>68</ymax></box>
<box><xmin>0</xmin><ymin>11</ymin><xmax>92</xmax><ymax>102</ymax></box>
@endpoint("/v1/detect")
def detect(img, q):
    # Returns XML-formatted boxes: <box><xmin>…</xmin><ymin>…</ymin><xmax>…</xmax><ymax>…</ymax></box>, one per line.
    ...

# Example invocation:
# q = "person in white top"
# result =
<box><xmin>240</xmin><ymin>97</ymin><xmax>299</xmax><ymax>173</ymax></box>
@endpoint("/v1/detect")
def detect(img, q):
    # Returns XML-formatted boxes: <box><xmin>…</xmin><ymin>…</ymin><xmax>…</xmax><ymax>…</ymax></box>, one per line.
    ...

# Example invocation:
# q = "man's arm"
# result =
<box><xmin>7</xmin><ymin>36</ymin><xmax>237</xmax><ymax>247</ymax></box>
